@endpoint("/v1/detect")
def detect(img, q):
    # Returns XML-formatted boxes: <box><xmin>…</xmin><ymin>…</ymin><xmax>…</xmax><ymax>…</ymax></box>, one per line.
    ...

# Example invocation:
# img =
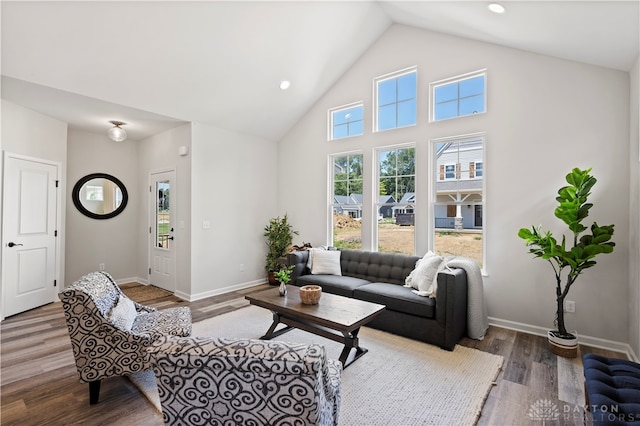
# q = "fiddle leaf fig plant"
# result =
<box><xmin>517</xmin><ymin>168</ymin><xmax>615</xmax><ymax>339</ymax></box>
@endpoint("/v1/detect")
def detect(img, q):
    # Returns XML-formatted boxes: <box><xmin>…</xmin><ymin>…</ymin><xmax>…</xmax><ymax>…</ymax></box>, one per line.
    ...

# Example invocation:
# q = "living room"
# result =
<box><xmin>1</xmin><ymin>1</ymin><xmax>639</xmax><ymax>424</ymax></box>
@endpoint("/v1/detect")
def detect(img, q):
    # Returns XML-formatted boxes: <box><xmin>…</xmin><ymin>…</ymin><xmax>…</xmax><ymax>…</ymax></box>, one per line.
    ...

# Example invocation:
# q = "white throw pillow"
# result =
<box><xmin>109</xmin><ymin>295</ymin><xmax>137</xmax><ymax>331</ymax></box>
<box><xmin>311</xmin><ymin>249</ymin><xmax>342</xmax><ymax>275</ymax></box>
<box><xmin>410</xmin><ymin>255</ymin><xmax>444</xmax><ymax>298</ymax></box>
<box><xmin>404</xmin><ymin>251</ymin><xmax>436</xmax><ymax>288</ymax></box>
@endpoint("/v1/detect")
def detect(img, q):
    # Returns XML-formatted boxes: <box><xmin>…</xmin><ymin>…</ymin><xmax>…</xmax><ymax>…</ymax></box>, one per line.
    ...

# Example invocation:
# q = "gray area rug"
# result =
<box><xmin>130</xmin><ymin>305</ymin><xmax>503</xmax><ymax>425</ymax></box>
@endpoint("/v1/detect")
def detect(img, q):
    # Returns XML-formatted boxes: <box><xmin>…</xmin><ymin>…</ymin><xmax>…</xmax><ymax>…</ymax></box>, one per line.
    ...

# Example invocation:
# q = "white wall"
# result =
<box><xmin>278</xmin><ymin>24</ymin><xmax>631</xmax><ymax>345</ymax></box>
<box><xmin>66</xmin><ymin>129</ymin><xmax>138</xmax><ymax>283</ymax></box>
<box><xmin>137</xmin><ymin>124</ymin><xmax>192</xmax><ymax>297</ymax></box>
<box><xmin>190</xmin><ymin>122</ymin><xmax>278</xmax><ymax>300</ymax></box>
<box><xmin>629</xmin><ymin>55</ymin><xmax>640</xmax><ymax>358</ymax></box>
<box><xmin>1</xmin><ymin>100</ymin><xmax>68</xmax><ymax>289</ymax></box>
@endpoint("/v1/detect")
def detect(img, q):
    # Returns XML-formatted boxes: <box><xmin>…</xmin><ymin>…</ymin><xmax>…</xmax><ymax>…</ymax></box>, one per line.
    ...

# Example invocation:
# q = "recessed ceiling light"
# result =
<box><xmin>488</xmin><ymin>3</ymin><xmax>506</xmax><ymax>14</ymax></box>
<box><xmin>279</xmin><ymin>80</ymin><xmax>291</xmax><ymax>90</ymax></box>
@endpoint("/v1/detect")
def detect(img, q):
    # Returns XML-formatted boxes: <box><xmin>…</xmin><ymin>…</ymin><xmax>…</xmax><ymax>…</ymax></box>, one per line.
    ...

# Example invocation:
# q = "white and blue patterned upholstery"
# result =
<box><xmin>59</xmin><ymin>271</ymin><xmax>192</xmax><ymax>404</ymax></box>
<box><xmin>149</xmin><ymin>335</ymin><xmax>342</xmax><ymax>426</ymax></box>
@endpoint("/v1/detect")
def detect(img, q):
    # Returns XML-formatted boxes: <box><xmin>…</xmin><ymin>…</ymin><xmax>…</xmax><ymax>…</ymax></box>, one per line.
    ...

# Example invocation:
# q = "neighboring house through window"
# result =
<box><xmin>433</xmin><ymin>134</ymin><xmax>485</xmax><ymax>267</ymax></box>
<box><xmin>331</xmin><ymin>153</ymin><xmax>363</xmax><ymax>249</ymax></box>
<box><xmin>376</xmin><ymin>145</ymin><xmax>416</xmax><ymax>254</ymax></box>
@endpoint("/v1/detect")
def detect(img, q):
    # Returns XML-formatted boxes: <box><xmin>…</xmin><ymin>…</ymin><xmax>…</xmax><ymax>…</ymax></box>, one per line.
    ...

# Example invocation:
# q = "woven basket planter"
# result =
<box><xmin>547</xmin><ymin>330</ymin><xmax>578</xmax><ymax>358</ymax></box>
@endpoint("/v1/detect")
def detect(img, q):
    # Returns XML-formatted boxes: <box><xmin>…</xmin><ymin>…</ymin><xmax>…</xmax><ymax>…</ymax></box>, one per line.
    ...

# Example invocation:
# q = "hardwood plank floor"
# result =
<box><xmin>1</xmin><ymin>283</ymin><xmax>626</xmax><ymax>425</ymax></box>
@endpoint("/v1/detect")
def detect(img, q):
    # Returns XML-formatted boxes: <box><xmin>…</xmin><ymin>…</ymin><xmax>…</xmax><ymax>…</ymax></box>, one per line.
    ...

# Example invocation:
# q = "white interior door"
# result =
<box><xmin>2</xmin><ymin>154</ymin><xmax>59</xmax><ymax>318</ymax></box>
<box><xmin>149</xmin><ymin>170</ymin><xmax>176</xmax><ymax>292</ymax></box>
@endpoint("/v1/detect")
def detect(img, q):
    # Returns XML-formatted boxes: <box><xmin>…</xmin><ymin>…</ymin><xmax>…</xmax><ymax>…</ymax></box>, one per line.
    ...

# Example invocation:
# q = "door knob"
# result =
<box><xmin>8</xmin><ymin>242</ymin><xmax>23</xmax><ymax>247</ymax></box>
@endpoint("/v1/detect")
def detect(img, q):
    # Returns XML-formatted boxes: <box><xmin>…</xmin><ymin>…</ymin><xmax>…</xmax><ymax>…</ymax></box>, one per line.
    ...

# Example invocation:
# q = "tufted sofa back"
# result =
<box><xmin>339</xmin><ymin>249</ymin><xmax>420</xmax><ymax>285</ymax></box>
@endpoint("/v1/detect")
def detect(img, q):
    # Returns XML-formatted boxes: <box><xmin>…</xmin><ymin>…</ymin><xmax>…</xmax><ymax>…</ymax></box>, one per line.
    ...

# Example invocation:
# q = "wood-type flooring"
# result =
<box><xmin>0</xmin><ymin>283</ymin><xmax>626</xmax><ymax>425</ymax></box>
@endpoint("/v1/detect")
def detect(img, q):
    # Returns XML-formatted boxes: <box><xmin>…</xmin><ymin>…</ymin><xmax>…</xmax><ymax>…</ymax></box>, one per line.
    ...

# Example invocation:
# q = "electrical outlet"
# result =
<box><xmin>565</xmin><ymin>300</ymin><xmax>575</xmax><ymax>313</ymax></box>
<box><xmin>99</xmin><ymin>263</ymin><xmax>105</xmax><ymax>271</ymax></box>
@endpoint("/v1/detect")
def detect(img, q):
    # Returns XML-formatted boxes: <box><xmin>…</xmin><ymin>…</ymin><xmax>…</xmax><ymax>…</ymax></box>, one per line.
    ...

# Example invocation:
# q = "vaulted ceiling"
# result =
<box><xmin>2</xmin><ymin>1</ymin><xmax>638</xmax><ymax>142</ymax></box>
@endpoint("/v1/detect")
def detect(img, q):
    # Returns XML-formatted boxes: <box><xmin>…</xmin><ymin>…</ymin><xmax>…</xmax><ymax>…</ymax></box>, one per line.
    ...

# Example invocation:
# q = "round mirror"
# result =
<box><xmin>72</xmin><ymin>173</ymin><xmax>128</xmax><ymax>219</ymax></box>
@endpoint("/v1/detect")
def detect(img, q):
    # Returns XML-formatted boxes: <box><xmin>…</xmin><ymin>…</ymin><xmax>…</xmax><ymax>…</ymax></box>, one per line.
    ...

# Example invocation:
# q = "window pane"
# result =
<box><xmin>433</xmin><ymin>138</ymin><xmax>483</xmax><ymax>267</ymax></box>
<box><xmin>397</xmin><ymin>73</ymin><xmax>416</xmax><ymax>101</ymax></box>
<box><xmin>333</xmin><ymin>110</ymin><xmax>349</xmax><ymax>125</ymax></box>
<box><xmin>347</xmin><ymin>106</ymin><xmax>364</xmax><ymax>121</ymax></box>
<box><xmin>378</xmin><ymin>207</ymin><xmax>415</xmax><ymax>255</ymax></box>
<box><xmin>397</xmin><ymin>99</ymin><xmax>416</xmax><ymax>127</ymax></box>
<box><xmin>349</xmin><ymin>120</ymin><xmax>363</xmax><ymax>136</ymax></box>
<box><xmin>459</xmin><ymin>76</ymin><xmax>484</xmax><ymax>97</ymax></box>
<box><xmin>333</xmin><ymin>124</ymin><xmax>348</xmax><ymax>139</ymax></box>
<box><xmin>378</xmin><ymin>79</ymin><xmax>397</xmax><ymax>105</ymax></box>
<box><xmin>435</xmin><ymin>101</ymin><xmax>458</xmax><ymax>120</ymax></box>
<box><xmin>432</xmin><ymin>72</ymin><xmax>486</xmax><ymax>122</ymax></box>
<box><xmin>156</xmin><ymin>181</ymin><xmax>170</xmax><ymax>249</ymax></box>
<box><xmin>460</xmin><ymin>95</ymin><xmax>485</xmax><ymax>116</ymax></box>
<box><xmin>396</xmin><ymin>148</ymin><xmax>415</xmax><ymax>175</ymax></box>
<box><xmin>435</xmin><ymin>84</ymin><xmax>458</xmax><ymax>103</ymax></box>
<box><xmin>332</xmin><ymin>154</ymin><xmax>362</xmax><ymax>250</ymax></box>
<box><xmin>378</xmin><ymin>104</ymin><xmax>397</xmax><ymax>130</ymax></box>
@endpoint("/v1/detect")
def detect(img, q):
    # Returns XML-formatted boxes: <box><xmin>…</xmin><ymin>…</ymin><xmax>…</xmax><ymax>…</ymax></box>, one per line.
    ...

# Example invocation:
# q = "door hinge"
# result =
<box><xmin>55</xmin><ymin>180</ymin><xmax>59</xmax><ymax>188</ymax></box>
<box><xmin>149</xmin><ymin>268</ymin><xmax>152</xmax><ymax>275</ymax></box>
<box><xmin>54</xmin><ymin>230</ymin><xmax>58</xmax><ymax>237</ymax></box>
<box><xmin>54</xmin><ymin>280</ymin><xmax>57</xmax><ymax>287</ymax></box>
<box><xmin>149</xmin><ymin>226</ymin><xmax>152</xmax><ymax>234</ymax></box>
<box><xmin>150</xmin><ymin>185</ymin><xmax>152</xmax><ymax>192</ymax></box>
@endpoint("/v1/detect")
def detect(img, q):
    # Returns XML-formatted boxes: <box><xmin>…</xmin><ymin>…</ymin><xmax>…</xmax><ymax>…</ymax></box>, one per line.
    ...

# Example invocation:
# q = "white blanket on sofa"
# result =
<box><xmin>445</xmin><ymin>256</ymin><xmax>489</xmax><ymax>340</ymax></box>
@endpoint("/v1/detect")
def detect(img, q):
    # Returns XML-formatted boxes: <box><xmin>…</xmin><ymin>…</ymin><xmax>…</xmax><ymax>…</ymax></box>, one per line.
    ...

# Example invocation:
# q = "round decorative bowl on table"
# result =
<box><xmin>299</xmin><ymin>285</ymin><xmax>322</xmax><ymax>305</ymax></box>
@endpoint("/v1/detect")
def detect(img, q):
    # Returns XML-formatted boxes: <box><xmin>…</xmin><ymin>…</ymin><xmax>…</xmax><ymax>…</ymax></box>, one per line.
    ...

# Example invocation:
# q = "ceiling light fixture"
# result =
<box><xmin>488</xmin><ymin>3</ymin><xmax>506</xmax><ymax>14</ymax></box>
<box><xmin>107</xmin><ymin>120</ymin><xmax>127</xmax><ymax>142</ymax></box>
<box><xmin>279</xmin><ymin>80</ymin><xmax>291</xmax><ymax>90</ymax></box>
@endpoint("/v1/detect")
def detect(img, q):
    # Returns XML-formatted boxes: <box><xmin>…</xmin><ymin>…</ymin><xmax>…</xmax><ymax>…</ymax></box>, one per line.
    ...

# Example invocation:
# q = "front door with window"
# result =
<box><xmin>150</xmin><ymin>170</ymin><xmax>176</xmax><ymax>292</ymax></box>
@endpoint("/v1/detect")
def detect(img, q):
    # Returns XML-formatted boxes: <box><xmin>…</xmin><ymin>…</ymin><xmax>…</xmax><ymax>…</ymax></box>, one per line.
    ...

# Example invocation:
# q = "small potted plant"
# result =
<box><xmin>263</xmin><ymin>214</ymin><xmax>298</xmax><ymax>285</ymax></box>
<box><xmin>273</xmin><ymin>265</ymin><xmax>295</xmax><ymax>296</ymax></box>
<box><xmin>518</xmin><ymin>167</ymin><xmax>615</xmax><ymax>357</ymax></box>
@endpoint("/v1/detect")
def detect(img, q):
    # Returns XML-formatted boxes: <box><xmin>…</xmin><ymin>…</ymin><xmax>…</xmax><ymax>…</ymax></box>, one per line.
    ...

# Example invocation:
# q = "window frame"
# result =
<box><xmin>374</xmin><ymin>143</ymin><xmax>417</xmax><ymax>254</ymax></box>
<box><xmin>329</xmin><ymin>151</ymin><xmax>364</xmax><ymax>248</ymax></box>
<box><xmin>373</xmin><ymin>66</ymin><xmax>418</xmax><ymax>133</ymax></box>
<box><xmin>430</xmin><ymin>69</ymin><xmax>487</xmax><ymax>122</ymax></box>
<box><xmin>328</xmin><ymin>102</ymin><xmax>364</xmax><ymax>141</ymax></box>
<box><xmin>430</xmin><ymin>133</ymin><xmax>486</xmax><ymax>272</ymax></box>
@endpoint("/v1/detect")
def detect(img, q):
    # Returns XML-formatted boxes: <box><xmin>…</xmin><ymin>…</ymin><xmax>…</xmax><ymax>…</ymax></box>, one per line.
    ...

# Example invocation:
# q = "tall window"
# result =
<box><xmin>329</xmin><ymin>103</ymin><xmax>364</xmax><ymax>140</ymax></box>
<box><xmin>331</xmin><ymin>154</ymin><xmax>363</xmax><ymax>249</ymax></box>
<box><xmin>433</xmin><ymin>135</ymin><xmax>484</xmax><ymax>267</ymax></box>
<box><xmin>376</xmin><ymin>146</ymin><xmax>416</xmax><ymax>254</ymax></box>
<box><xmin>431</xmin><ymin>70</ymin><xmax>486</xmax><ymax>122</ymax></box>
<box><xmin>375</xmin><ymin>67</ymin><xmax>417</xmax><ymax>132</ymax></box>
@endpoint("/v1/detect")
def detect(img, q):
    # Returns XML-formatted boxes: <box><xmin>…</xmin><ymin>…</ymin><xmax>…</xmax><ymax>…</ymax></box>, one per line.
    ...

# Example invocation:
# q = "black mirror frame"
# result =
<box><xmin>72</xmin><ymin>173</ymin><xmax>129</xmax><ymax>220</ymax></box>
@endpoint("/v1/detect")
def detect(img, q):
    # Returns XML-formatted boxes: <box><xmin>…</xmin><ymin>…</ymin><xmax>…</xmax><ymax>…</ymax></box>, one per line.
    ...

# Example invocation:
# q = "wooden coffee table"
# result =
<box><xmin>245</xmin><ymin>286</ymin><xmax>385</xmax><ymax>368</ymax></box>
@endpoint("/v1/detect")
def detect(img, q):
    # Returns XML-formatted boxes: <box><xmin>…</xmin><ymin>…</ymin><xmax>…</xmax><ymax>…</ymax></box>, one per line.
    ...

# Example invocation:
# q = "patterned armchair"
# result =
<box><xmin>59</xmin><ymin>271</ymin><xmax>191</xmax><ymax>404</ymax></box>
<box><xmin>149</xmin><ymin>335</ymin><xmax>342</xmax><ymax>426</ymax></box>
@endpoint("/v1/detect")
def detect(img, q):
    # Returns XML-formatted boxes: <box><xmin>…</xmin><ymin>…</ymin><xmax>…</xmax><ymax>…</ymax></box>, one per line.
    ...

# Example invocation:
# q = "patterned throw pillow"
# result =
<box><xmin>109</xmin><ymin>295</ymin><xmax>137</xmax><ymax>331</ymax></box>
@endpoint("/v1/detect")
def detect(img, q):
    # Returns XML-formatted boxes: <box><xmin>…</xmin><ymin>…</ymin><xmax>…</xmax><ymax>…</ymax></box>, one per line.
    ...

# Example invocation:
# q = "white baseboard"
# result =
<box><xmin>184</xmin><ymin>279</ymin><xmax>266</xmax><ymax>302</ymax></box>
<box><xmin>114</xmin><ymin>276</ymin><xmax>146</xmax><ymax>286</ymax></box>
<box><xmin>489</xmin><ymin>316</ymin><xmax>638</xmax><ymax>362</ymax></box>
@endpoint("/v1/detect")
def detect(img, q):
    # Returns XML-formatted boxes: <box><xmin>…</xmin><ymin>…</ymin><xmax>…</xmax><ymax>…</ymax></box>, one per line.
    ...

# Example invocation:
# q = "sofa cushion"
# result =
<box><xmin>354</xmin><ymin>283</ymin><xmax>435</xmax><ymax>319</ymax></box>
<box><xmin>340</xmin><ymin>249</ymin><xmax>420</xmax><ymax>285</ymax></box>
<box><xmin>297</xmin><ymin>274</ymin><xmax>370</xmax><ymax>298</ymax></box>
